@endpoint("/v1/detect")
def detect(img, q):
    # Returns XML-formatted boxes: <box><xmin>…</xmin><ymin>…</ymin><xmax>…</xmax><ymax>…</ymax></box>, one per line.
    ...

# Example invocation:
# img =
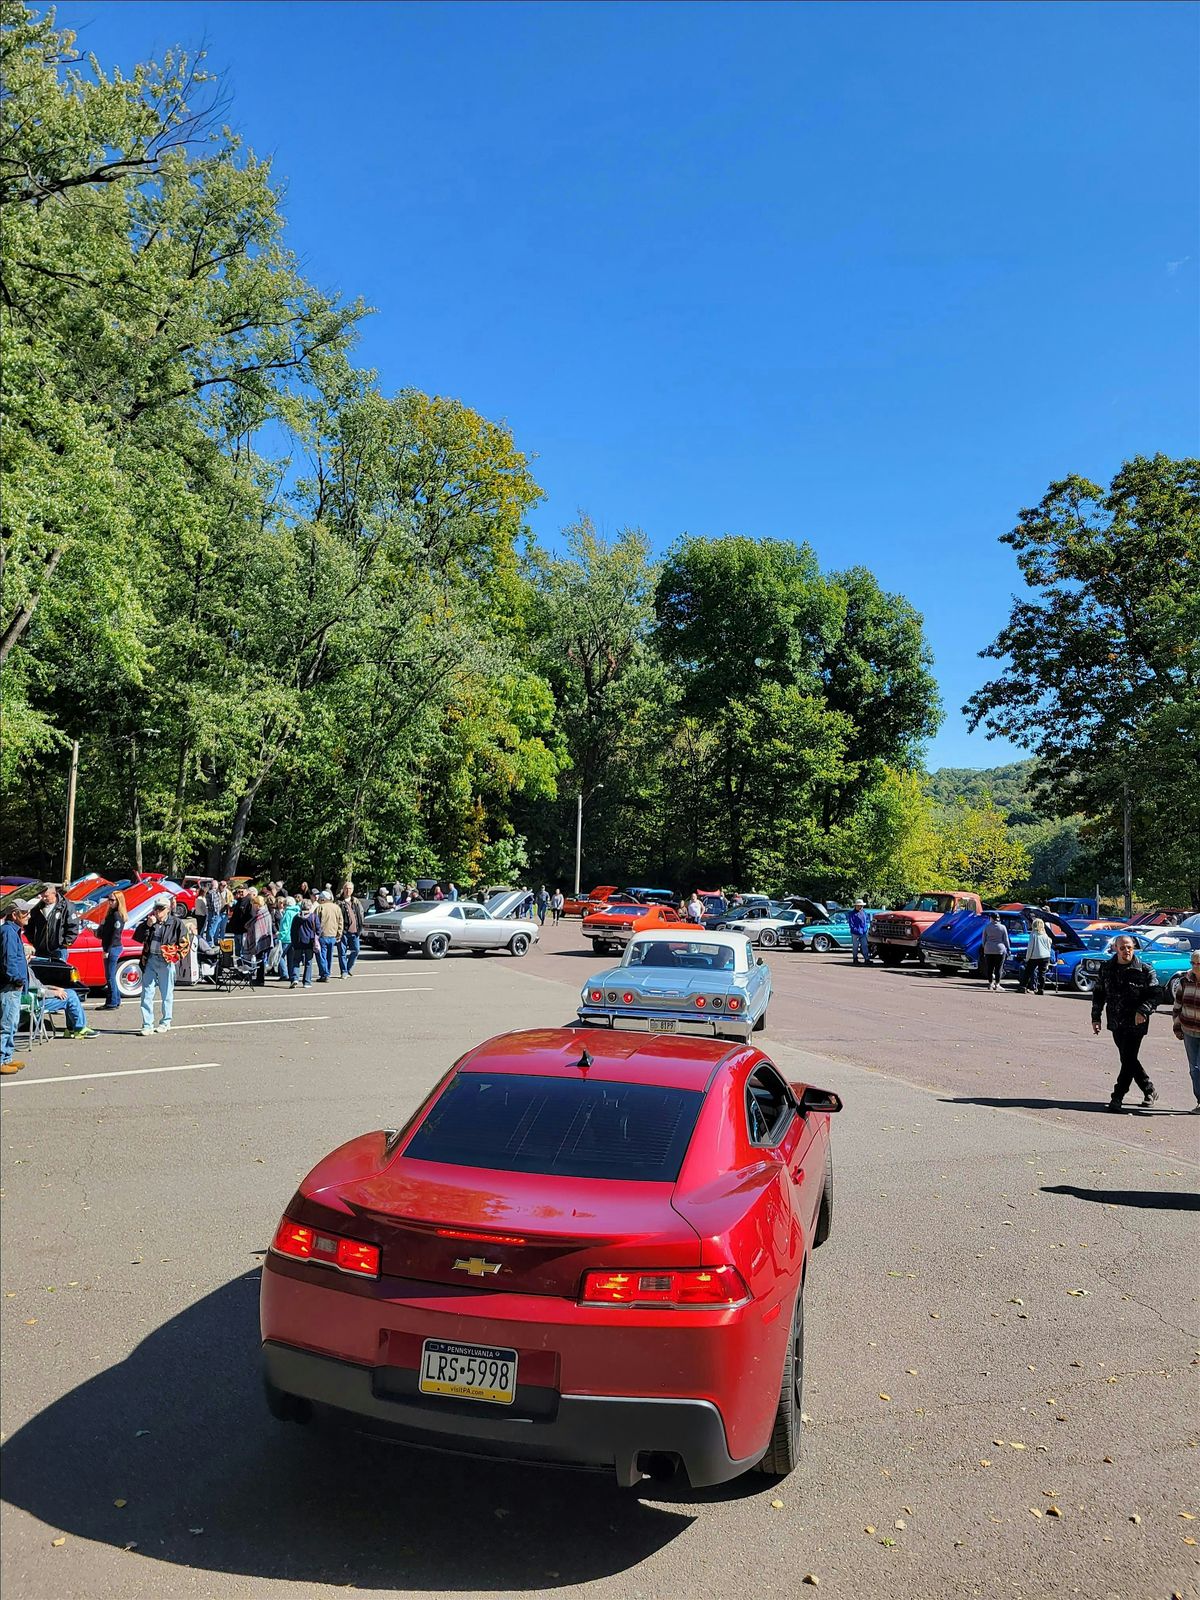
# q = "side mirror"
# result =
<box><xmin>795</xmin><ymin>1085</ymin><xmax>843</xmax><ymax>1115</ymax></box>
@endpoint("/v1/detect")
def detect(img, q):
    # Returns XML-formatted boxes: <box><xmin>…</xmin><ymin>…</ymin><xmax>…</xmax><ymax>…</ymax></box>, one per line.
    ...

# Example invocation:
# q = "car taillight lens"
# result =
<box><xmin>581</xmin><ymin>1267</ymin><xmax>750</xmax><ymax>1308</ymax></box>
<box><xmin>622</xmin><ymin>991</ymin><xmax>634</xmax><ymax>1003</ymax></box>
<box><xmin>727</xmin><ymin>997</ymin><xmax>741</xmax><ymax>1011</ymax></box>
<box><xmin>270</xmin><ymin>1217</ymin><xmax>380</xmax><ymax>1278</ymax></box>
<box><xmin>589</xmin><ymin>988</ymin><xmax>603</xmax><ymax>1001</ymax></box>
<box><xmin>695</xmin><ymin>996</ymin><xmax>706</xmax><ymax>1008</ymax></box>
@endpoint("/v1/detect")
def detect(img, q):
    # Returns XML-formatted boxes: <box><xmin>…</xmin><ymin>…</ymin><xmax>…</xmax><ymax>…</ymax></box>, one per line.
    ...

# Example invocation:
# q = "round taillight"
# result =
<box><xmin>606</xmin><ymin>990</ymin><xmax>618</xmax><ymax>1002</ymax></box>
<box><xmin>727</xmin><ymin>997</ymin><xmax>741</xmax><ymax>1011</ymax></box>
<box><xmin>622</xmin><ymin>991</ymin><xmax>634</xmax><ymax>1003</ymax></box>
<box><xmin>695</xmin><ymin>996</ymin><xmax>707</xmax><ymax>1008</ymax></box>
<box><xmin>589</xmin><ymin>989</ymin><xmax>602</xmax><ymax>1002</ymax></box>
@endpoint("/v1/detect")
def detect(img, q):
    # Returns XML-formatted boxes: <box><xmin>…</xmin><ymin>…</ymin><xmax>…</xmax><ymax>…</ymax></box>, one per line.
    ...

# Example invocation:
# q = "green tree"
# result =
<box><xmin>966</xmin><ymin>455</ymin><xmax>1200</xmax><ymax>907</ymax></box>
<box><xmin>932</xmin><ymin>797</ymin><xmax>1031</xmax><ymax>899</ymax></box>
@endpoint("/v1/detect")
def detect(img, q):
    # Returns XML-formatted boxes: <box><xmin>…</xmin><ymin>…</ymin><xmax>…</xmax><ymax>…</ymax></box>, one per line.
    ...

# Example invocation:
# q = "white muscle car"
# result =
<box><xmin>362</xmin><ymin>900</ymin><xmax>538</xmax><ymax>960</ymax></box>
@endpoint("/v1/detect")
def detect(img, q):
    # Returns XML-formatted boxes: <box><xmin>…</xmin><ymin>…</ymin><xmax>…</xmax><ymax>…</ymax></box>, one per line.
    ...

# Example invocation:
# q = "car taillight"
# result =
<box><xmin>622</xmin><ymin>991</ymin><xmax>634</xmax><ymax>1003</ymax></box>
<box><xmin>581</xmin><ymin>1267</ymin><xmax>750</xmax><ymax>1308</ymax></box>
<box><xmin>695</xmin><ymin>996</ymin><xmax>707</xmax><ymax>1008</ymax></box>
<box><xmin>589</xmin><ymin>988</ymin><xmax>603</xmax><ymax>1002</ymax></box>
<box><xmin>727</xmin><ymin>996</ymin><xmax>741</xmax><ymax>1011</ymax></box>
<box><xmin>270</xmin><ymin>1217</ymin><xmax>380</xmax><ymax>1278</ymax></box>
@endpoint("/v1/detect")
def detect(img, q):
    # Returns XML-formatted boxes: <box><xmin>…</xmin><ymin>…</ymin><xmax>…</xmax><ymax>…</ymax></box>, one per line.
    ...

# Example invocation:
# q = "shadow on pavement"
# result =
<box><xmin>0</xmin><ymin>1273</ymin><xmax>691</xmax><ymax>1589</ymax></box>
<box><xmin>1042</xmin><ymin>1183</ymin><xmax>1200</xmax><ymax>1212</ymax></box>
<box><xmin>941</xmin><ymin>1094</ymin><xmax>1118</xmax><ymax>1114</ymax></box>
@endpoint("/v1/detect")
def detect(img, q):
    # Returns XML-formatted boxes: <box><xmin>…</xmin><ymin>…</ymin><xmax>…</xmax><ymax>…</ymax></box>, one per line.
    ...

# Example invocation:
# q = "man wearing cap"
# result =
<box><xmin>847</xmin><ymin>899</ymin><xmax>873</xmax><ymax>966</ymax></box>
<box><xmin>0</xmin><ymin>898</ymin><xmax>39</xmax><ymax>1074</ymax></box>
<box><xmin>135</xmin><ymin>895</ymin><xmax>188</xmax><ymax>1035</ymax></box>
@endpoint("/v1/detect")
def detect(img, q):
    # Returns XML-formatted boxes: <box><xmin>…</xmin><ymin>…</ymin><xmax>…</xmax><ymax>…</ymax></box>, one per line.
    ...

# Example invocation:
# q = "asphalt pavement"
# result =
<box><xmin>1</xmin><ymin>922</ymin><xmax>1197</xmax><ymax>1600</ymax></box>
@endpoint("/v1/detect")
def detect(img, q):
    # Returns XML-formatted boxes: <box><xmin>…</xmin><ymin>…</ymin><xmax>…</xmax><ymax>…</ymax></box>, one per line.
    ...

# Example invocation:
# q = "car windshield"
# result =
<box><xmin>901</xmin><ymin>895</ymin><xmax>956</xmax><ymax>913</ymax></box>
<box><xmin>404</xmin><ymin>1073</ymin><xmax>703</xmax><ymax>1182</ymax></box>
<box><xmin>626</xmin><ymin>939</ymin><xmax>739</xmax><ymax>972</ymax></box>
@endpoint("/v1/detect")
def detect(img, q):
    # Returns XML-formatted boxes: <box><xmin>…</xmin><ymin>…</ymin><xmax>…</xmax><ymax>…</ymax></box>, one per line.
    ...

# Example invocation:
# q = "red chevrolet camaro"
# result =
<box><xmin>260</xmin><ymin>1026</ymin><xmax>841</xmax><ymax>1487</ymax></box>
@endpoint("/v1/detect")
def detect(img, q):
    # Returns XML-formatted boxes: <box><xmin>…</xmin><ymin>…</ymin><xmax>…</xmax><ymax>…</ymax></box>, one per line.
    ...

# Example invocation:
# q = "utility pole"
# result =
<box><xmin>1122</xmin><ymin>780</ymin><xmax>1132</xmax><ymax>919</ymax></box>
<box><xmin>574</xmin><ymin>792</ymin><xmax>583</xmax><ymax>897</ymax></box>
<box><xmin>62</xmin><ymin>739</ymin><xmax>80</xmax><ymax>882</ymax></box>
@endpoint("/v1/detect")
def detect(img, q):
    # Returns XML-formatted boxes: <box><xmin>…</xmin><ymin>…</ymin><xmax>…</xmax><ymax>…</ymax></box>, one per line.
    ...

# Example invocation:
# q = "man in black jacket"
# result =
<box><xmin>1091</xmin><ymin>935</ymin><xmax>1159</xmax><ymax>1111</ymax></box>
<box><xmin>27</xmin><ymin>887</ymin><xmax>81</xmax><ymax>962</ymax></box>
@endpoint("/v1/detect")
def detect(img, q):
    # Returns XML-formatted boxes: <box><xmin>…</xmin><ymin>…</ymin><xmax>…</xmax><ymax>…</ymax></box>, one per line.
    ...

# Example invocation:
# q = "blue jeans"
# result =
<box><xmin>342</xmin><ymin>932</ymin><xmax>360</xmax><ymax>974</ymax></box>
<box><xmin>140</xmin><ymin>954</ymin><xmax>176</xmax><ymax>1029</ymax></box>
<box><xmin>103</xmin><ymin>943</ymin><xmax>122</xmax><ymax>1007</ymax></box>
<box><xmin>1184</xmin><ymin>1032</ymin><xmax>1200</xmax><ymax>1101</ymax></box>
<box><xmin>41</xmin><ymin>990</ymin><xmax>86</xmax><ymax>1030</ymax></box>
<box><xmin>209</xmin><ymin>913</ymin><xmax>227</xmax><ymax>944</ymax></box>
<box><xmin>1</xmin><ymin>987</ymin><xmax>20</xmax><ymax>1064</ymax></box>
<box><xmin>288</xmin><ymin>947</ymin><xmax>314</xmax><ymax>986</ymax></box>
<box><xmin>850</xmin><ymin>930</ymin><xmax>871</xmax><ymax>963</ymax></box>
<box><xmin>318</xmin><ymin>936</ymin><xmax>336</xmax><ymax>978</ymax></box>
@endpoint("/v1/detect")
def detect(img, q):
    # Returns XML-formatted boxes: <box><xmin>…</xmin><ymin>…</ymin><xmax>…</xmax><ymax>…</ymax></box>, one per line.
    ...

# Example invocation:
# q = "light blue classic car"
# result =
<box><xmin>577</xmin><ymin>930</ymin><xmax>772</xmax><ymax>1040</ymax></box>
<box><xmin>787</xmin><ymin>908</ymin><xmax>884</xmax><ymax>952</ymax></box>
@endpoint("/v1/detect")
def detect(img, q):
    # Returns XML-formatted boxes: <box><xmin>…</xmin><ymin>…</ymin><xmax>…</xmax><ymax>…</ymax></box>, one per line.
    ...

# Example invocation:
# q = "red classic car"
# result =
<box><xmin>582</xmin><ymin>902</ymin><xmax>701</xmax><ymax>955</ymax></box>
<box><xmin>69</xmin><ymin>878</ymin><xmax>192</xmax><ymax>997</ymax></box>
<box><xmin>260</xmin><ymin>1025</ymin><xmax>841</xmax><ymax>1486</ymax></box>
<box><xmin>561</xmin><ymin>885</ymin><xmax>620</xmax><ymax>918</ymax></box>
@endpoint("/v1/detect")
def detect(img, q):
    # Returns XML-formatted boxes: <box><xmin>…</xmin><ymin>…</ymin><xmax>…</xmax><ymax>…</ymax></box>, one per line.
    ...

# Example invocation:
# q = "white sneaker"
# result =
<box><xmin>155</xmin><ymin>1021</ymin><xmax>171</xmax><ymax>1033</ymax></box>
<box><xmin>140</xmin><ymin>1026</ymin><xmax>154</xmax><ymax>1037</ymax></box>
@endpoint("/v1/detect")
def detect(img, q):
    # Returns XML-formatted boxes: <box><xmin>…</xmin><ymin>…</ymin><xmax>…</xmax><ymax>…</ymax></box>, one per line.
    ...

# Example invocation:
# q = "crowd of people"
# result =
<box><xmin>1</xmin><ymin>878</ymin><xmax>1198</xmax><ymax>1113</ymax></box>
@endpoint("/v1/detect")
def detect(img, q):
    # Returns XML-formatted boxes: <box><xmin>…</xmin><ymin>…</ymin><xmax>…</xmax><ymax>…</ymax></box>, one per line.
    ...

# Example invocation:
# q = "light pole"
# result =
<box><xmin>574</xmin><ymin>784</ymin><xmax>603</xmax><ymax>897</ymax></box>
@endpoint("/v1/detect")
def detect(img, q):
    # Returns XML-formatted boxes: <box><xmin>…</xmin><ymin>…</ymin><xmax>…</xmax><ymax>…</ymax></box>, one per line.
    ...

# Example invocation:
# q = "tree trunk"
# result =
<box><xmin>0</xmin><ymin>542</ymin><xmax>68</xmax><ymax>666</ymax></box>
<box><xmin>220</xmin><ymin>789</ymin><xmax>256</xmax><ymax>879</ymax></box>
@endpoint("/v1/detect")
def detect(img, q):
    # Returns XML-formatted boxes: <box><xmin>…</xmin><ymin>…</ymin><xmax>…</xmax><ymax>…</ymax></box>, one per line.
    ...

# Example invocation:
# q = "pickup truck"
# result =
<box><xmin>867</xmin><ymin>891</ymin><xmax>983</xmax><ymax>966</ymax></box>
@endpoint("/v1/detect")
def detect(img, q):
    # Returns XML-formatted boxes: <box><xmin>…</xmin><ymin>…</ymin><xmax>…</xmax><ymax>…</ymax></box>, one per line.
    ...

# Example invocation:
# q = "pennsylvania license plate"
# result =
<box><xmin>649</xmin><ymin>1018</ymin><xmax>678</xmax><ymax>1033</ymax></box>
<box><xmin>418</xmin><ymin>1339</ymin><xmax>517</xmax><ymax>1405</ymax></box>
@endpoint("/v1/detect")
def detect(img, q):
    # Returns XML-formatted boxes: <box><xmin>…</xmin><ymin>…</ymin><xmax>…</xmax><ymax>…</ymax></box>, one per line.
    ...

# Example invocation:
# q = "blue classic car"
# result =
<box><xmin>786</xmin><ymin>908</ymin><xmax>884</xmax><ymax>953</ymax></box>
<box><xmin>920</xmin><ymin>907</ymin><xmax>1084</xmax><ymax>980</ymax></box>
<box><xmin>577</xmin><ymin>930</ymin><xmax>771</xmax><ymax>1040</ymax></box>
<box><xmin>1074</xmin><ymin>927</ymin><xmax>1200</xmax><ymax>1000</ymax></box>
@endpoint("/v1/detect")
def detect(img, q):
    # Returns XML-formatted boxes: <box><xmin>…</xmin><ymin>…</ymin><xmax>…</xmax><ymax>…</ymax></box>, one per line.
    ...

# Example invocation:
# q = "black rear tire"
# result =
<box><xmin>814</xmin><ymin>1150</ymin><xmax>834</xmax><ymax>1246</ymax></box>
<box><xmin>756</xmin><ymin>1291</ymin><xmax>803</xmax><ymax>1476</ymax></box>
<box><xmin>509</xmin><ymin>933</ymin><xmax>531</xmax><ymax>957</ymax></box>
<box><xmin>423</xmin><ymin>933</ymin><xmax>449</xmax><ymax>960</ymax></box>
<box><xmin>753</xmin><ymin>1007</ymin><xmax>767</xmax><ymax>1033</ymax></box>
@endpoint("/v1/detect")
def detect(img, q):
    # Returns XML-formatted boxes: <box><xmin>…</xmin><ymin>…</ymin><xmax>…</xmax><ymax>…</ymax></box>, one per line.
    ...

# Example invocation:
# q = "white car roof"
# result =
<box><xmin>628</xmin><ymin>928</ymin><xmax>750</xmax><ymax>949</ymax></box>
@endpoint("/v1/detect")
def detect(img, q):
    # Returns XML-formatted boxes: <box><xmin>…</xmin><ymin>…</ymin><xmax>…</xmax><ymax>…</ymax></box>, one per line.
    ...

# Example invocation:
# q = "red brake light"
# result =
<box><xmin>727</xmin><ymin>996</ymin><xmax>741</xmax><ymax>1011</ymax></box>
<box><xmin>272</xmin><ymin>1220</ymin><xmax>313</xmax><ymax>1259</ymax></box>
<box><xmin>436</xmin><ymin>1227</ymin><xmax>528</xmax><ymax>1246</ymax></box>
<box><xmin>581</xmin><ymin>1266</ymin><xmax>750</xmax><ymax>1308</ymax></box>
<box><xmin>336</xmin><ymin>1238</ymin><xmax>381</xmax><ymax>1276</ymax></box>
<box><xmin>695</xmin><ymin>995</ymin><xmax>706</xmax><ymax>1008</ymax></box>
<box><xmin>622</xmin><ymin>991</ymin><xmax>634</xmax><ymax>1003</ymax></box>
<box><xmin>589</xmin><ymin>988</ymin><xmax>603</xmax><ymax>1002</ymax></box>
<box><xmin>270</xmin><ymin>1218</ymin><xmax>380</xmax><ymax>1278</ymax></box>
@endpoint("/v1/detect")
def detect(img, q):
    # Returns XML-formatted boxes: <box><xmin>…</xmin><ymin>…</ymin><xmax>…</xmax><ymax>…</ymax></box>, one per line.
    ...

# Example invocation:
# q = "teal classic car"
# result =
<box><xmin>1077</xmin><ymin>928</ymin><xmax>1200</xmax><ymax>1001</ymax></box>
<box><xmin>785</xmin><ymin>909</ymin><xmax>884</xmax><ymax>953</ymax></box>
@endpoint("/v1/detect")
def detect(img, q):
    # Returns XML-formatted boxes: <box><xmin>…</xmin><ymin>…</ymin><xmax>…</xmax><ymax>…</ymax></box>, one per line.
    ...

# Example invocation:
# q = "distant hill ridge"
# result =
<box><xmin>925</xmin><ymin>759</ymin><xmax>1040</xmax><ymax>827</ymax></box>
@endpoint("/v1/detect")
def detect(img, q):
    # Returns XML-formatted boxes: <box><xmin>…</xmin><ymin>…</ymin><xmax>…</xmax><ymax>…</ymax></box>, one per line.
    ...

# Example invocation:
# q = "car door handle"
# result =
<box><xmin>790</xmin><ymin>1164</ymin><xmax>805</xmax><ymax>1183</ymax></box>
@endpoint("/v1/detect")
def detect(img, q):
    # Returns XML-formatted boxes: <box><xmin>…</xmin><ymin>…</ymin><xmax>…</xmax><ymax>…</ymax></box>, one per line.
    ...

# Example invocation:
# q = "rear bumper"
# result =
<box><xmin>576</xmin><ymin>1007</ymin><xmax>752</xmax><ymax>1041</ymax></box>
<box><xmin>262</xmin><ymin>1340</ymin><xmax>757</xmax><ymax>1487</ymax></box>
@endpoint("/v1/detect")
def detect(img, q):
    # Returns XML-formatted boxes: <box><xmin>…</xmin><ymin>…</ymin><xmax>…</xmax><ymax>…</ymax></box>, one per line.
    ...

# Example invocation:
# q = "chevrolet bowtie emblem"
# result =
<box><xmin>453</xmin><ymin>1256</ymin><xmax>502</xmax><ymax>1277</ymax></box>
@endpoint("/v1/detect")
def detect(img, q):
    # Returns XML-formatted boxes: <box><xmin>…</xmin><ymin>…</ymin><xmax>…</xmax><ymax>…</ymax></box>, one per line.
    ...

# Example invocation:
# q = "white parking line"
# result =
<box><xmin>153</xmin><ymin>1016</ymin><xmax>329</xmax><ymax>1031</ymax></box>
<box><xmin>1</xmin><ymin>1063</ymin><xmax>217</xmax><ymax>1087</ymax></box>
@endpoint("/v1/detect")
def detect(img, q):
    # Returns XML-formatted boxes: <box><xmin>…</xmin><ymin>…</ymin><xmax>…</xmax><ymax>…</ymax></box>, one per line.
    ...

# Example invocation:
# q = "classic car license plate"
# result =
<box><xmin>648</xmin><ymin>1018</ymin><xmax>678</xmax><ymax>1033</ymax></box>
<box><xmin>418</xmin><ymin>1339</ymin><xmax>517</xmax><ymax>1405</ymax></box>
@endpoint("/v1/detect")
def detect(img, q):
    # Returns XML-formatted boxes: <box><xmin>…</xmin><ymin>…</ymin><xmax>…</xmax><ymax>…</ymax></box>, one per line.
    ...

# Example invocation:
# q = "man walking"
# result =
<box><xmin>0</xmin><ymin>898</ymin><xmax>39</xmax><ymax>1074</ymax></box>
<box><xmin>847</xmin><ymin>899</ymin><xmax>872</xmax><ymax>966</ymax></box>
<box><xmin>1171</xmin><ymin>947</ymin><xmax>1200</xmax><ymax>1112</ymax></box>
<box><xmin>337</xmin><ymin>882</ymin><xmax>366</xmax><ymax>976</ymax></box>
<box><xmin>136</xmin><ymin>895</ymin><xmax>188</xmax><ymax>1035</ymax></box>
<box><xmin>1091</xmin><ymin>933</ymin><xmax>1159</xmax><ymax>1112</ymax></box>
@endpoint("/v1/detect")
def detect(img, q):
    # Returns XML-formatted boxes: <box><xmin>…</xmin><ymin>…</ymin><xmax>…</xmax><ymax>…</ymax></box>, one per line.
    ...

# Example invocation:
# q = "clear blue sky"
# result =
<box><xmin>60</xmin><ymin>0</ymin><xmax>1200</xmax><ymax>768</ymax></box>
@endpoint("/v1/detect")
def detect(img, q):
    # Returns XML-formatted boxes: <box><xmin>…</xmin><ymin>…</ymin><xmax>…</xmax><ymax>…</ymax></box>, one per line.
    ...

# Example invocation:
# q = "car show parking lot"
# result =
<box><xmin>1</xmin><ymin>925</ymin><xmax>1196</xmax><ymax>1600</ymax></box>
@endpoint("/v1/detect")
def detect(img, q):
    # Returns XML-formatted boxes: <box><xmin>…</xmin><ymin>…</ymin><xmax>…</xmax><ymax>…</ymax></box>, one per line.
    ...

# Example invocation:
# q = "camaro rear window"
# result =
<box><xmin>405</xmin><ymin>1074</ymin><xmax>703</xmax><ymax>1182</ymax></box>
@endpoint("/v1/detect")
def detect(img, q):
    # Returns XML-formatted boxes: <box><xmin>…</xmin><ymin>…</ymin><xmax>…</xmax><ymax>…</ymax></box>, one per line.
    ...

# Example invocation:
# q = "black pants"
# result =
<box><xmin>983</xmin><ymin>953</ymin><xmax>1004</xmax><ymax>984</ymax></box>
<box><xmin>1110</xmin><ymin>1025</ymin><xmax>1154</xmax><ymax>1103</ymax></box>
<box><xmin>1019</xmin><ymin>958</ymin><xmax>1048</xmax><ymax>993</ymax></box>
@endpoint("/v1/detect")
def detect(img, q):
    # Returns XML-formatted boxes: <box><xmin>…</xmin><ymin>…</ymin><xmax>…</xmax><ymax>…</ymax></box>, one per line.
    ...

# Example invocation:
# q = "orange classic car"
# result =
<box><xmin>582</xmin><ymin>901</ymin><xmax>702</xmax><ymax>954</ymax></box>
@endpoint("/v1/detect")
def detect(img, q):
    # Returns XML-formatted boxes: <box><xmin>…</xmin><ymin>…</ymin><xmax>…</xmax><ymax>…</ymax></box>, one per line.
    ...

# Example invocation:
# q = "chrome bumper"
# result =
<box><xmin>576</xmin><ymin>1008</ymin><xmax>752</xmax><ymax>1041</ymax></box>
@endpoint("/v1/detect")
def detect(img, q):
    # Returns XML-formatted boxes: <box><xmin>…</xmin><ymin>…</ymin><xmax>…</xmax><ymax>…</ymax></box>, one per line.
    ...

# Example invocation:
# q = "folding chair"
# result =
<box><xmin>18</xmin><ymin>990</ymin><xmax>50</xmax><ymax>1048</ymax></box>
